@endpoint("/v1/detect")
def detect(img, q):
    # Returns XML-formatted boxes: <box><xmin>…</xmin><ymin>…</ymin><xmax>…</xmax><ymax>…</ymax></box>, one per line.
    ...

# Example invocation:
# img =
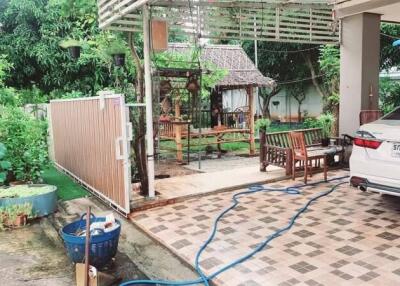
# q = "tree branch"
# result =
<box><xmin>303</xmin><ymin>53</ymin><xmax>326</xmax><ymax>98</ymax></box>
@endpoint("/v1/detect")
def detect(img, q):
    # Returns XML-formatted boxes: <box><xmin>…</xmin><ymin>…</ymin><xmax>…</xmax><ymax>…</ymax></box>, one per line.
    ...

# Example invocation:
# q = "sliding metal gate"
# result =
<box><xmin>49</xmin><ymin>94</ymin><xmax>132</xmax><ymax>215</ymax></box>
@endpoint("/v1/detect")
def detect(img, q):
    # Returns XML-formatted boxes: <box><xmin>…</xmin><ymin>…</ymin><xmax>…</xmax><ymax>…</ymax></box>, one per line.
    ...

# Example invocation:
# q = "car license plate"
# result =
<box><xmin>392</xmin><ymin>143</ymin><xmax>400</xmax><ymax>158</ymax></box>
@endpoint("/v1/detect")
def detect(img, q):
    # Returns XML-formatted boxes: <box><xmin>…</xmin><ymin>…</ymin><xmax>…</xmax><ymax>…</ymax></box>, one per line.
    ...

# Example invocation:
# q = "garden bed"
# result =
<box><xmin>0</xmin><ymin>184</ymin><xmax>57</xmax><ymax>217</ymax></box>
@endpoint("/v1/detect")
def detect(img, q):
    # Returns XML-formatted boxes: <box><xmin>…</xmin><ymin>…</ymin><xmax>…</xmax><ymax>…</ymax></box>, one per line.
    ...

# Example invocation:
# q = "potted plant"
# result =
<box><xmin>59</xmin><ymin>39</ymin><xmax>82</xmax><ymax>60</ymax></box>
<box><xmin>14</xmin><ymin>203</ymin><xmax>32</xmax><ymax>227</ymax></box>
<box><xmin>255</xmin><ymin>118</ymin><xmax>271</xmax><ymax>172</ymax></box>
<box><xmin>318</xmin><ymin>113</ymin><xmax>335</xmax><ymax>147</ymax></box>
<box><xmin>108</xmin><ymin>42</ymin><xmax>127</xmax><ymax>67</ymax></box>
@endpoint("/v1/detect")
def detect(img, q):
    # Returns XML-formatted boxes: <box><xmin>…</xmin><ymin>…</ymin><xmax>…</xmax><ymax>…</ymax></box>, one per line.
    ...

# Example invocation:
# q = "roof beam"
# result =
<box><xmin>335</xmin><ymin>0</ymin><xmax>400</xmax><ymax>18</ymax></box>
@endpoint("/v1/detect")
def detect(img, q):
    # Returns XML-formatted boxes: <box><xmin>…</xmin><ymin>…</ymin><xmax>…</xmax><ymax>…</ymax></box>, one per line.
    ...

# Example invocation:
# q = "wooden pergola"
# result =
<box><xmin>97</xmin><ymin>0</ymin><xmax>340</xmax><ymax>198</ymax></box>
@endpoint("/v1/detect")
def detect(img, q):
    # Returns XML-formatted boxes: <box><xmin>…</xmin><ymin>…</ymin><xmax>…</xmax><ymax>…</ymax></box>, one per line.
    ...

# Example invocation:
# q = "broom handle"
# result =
<box><xmin>84</xmin><ymin>207</ymin><xmax>91</xmax><ymax>286</ymax></box>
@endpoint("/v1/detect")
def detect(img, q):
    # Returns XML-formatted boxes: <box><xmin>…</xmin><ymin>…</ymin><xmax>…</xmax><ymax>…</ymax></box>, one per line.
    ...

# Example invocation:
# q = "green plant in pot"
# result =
<box><xmin>255</xmin><ymin>118</ymin><xmax>271</xmax><ymax>134</ymax></box>
<box><xmin>318</xmin><ymin>113</ymin><xmax>335</xmax><ymax>147</ymax></box>
<box><xmin>108</xmin><ymin>41</ymin><xmax>127</xmax><ymax>67</ymax></box>
<box><xmin>0</xmin><ymin>143</ymin><xmax>11</xmax><ymax>185</ymax></box>
<box><xmin>59</xmin><ymin>39</ymin><xmax>82</xmax><ymax>60</ymax></box>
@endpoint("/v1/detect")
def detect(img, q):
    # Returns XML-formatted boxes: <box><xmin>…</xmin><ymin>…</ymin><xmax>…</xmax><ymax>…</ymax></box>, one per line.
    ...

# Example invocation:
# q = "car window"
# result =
<box><xmin>382</xmin><ymin>107</ymin><xmax>400</xmax><ymax>120</ymax></box>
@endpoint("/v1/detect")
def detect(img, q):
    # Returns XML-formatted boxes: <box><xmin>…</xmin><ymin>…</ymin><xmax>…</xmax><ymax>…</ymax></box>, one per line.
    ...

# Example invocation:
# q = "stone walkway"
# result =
<box><xmin>131</xmin><ymin>171</ymin><xmax>400</xmax><ymax>286</ymax></box>
<box><xmin>185</xmin><ymin>155</ymin><xmax>260</xmax><ymax>173</ymax></box>
<box><xmin>154</xmin><ymin>165</ymin><xmax>285</xmax><ymax>201</ymax></box>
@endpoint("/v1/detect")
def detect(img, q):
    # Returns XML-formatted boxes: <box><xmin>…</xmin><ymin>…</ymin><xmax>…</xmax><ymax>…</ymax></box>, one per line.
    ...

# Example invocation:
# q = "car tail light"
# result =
<box><xmin>354</xmin><ymin>138</ymin><xmax>382</xmax><ymax>149</ymax></box>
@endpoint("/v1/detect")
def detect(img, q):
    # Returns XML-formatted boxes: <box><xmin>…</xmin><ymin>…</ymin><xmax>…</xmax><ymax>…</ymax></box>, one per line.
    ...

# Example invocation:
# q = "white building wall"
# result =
<box><xmin>222</xmin><ymin>89</ymin><xmax>263</xmax><ymax>114</ymax></box>
<box><xmin>222</xmin><ymin>85</ymin><xmax>323</xmax><ymax>121</ymax></box>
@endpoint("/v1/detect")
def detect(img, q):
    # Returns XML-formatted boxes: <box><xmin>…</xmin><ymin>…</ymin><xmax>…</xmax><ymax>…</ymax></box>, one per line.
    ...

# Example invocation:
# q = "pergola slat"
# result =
<box><xmin>98</xmin><ymin>0</ymin><xmax>340</xmax><ymax>45</ymax></box>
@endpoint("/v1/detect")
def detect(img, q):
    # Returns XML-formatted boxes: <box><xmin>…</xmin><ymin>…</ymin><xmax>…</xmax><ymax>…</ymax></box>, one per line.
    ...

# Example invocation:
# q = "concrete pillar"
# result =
<box><xmin>339</xmin><ymin>13</ymin><xmax>381</xmax><ymax>136</ymax></box>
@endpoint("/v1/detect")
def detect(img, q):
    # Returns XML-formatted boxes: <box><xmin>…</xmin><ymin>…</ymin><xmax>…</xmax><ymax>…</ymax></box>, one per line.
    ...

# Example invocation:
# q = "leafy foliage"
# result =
<box><xmin>255</xmin><ymin>118</ymin><xmax>271</xmax><ymax>132</ymax></box>
<box><xmin>318</xmin><ymin>113</ymin><xmax>335</xmax><ymax>138</ymax></box>
<box><xmin>0</xmin><ymin>143</ymin><xmax>11</xmax><ymax>185</ymax></box>
<box><xmin>0</xmin><ymin>106</ymin><xmax>49</xmax><ymax>183</ymax></box>
<box><xmin>0</xmin><ymin>55</ymin><xmax>12</xmax><ymax>88</ymax></box>
<box><xmin>153</xmin><ymin>50</ymin><xmax>228</xmax><ymax>100</ymax></box>
<box><xmin>379</xmin><ymin>77</ymin><xmax>400</xmax><ymax>114</ymax></box>
<box><xmin>0</xmin><ymin>0</ymin><xmax>136</xmax><ymax>98</ymax></box>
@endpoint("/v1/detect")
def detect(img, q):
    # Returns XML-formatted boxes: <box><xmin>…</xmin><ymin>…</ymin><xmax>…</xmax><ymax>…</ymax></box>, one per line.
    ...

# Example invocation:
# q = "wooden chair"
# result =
<box><xmin>289</xmin><ymin>131</ymin><xmax>327</xmax><ymax>183</ymax></box>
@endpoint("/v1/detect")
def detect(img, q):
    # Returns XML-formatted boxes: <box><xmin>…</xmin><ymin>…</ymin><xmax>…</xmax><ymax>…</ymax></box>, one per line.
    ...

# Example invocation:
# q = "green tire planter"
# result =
<box><xmin>0</xmin><ymin>184</ymin><xmax>57</xmax><ymax>217</ymax></box>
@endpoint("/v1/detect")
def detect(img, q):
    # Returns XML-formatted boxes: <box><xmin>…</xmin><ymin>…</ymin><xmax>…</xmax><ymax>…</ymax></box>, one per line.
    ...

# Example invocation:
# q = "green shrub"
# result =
<box><xmin>0</xmin><ymin>106</ymin><xmax>49</xmax><ymax>183</ymax></box>
<box><xmin>0</xmin><ymin>143</ymin><xmax>11</xmax><ymax>185</ymax></box>
<box><xmin>303</xmin><ymin>117</ymin><xmax>321</xmax><ymax>129</ymax></box>
<box><xmin>0</xmin><ymin>87</ymin><xmax>21</xmax><ymax>107</ymax></box>
<box><xmin>318</xmin><ymin>113</ymin><xmax>335</xmax><ymax>138</ymax></box>
<box><xmin>255</xmin><ymin>118</ymin><xmax>271</xmax><ymax>132</ymax></box>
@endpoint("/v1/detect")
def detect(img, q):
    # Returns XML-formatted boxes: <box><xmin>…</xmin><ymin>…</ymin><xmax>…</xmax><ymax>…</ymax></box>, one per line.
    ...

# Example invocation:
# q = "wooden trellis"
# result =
<box><xmin>98</xmin><ymin>0</ymin><xmax>340</xmax><ymax>45</ymax></box>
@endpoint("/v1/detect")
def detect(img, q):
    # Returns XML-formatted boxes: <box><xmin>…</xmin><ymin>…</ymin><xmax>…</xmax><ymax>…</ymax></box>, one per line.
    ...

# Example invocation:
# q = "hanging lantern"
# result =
<box><xmin>112</xmin><ymin>53</ymin><xmax>125</xmax><ymax>67</ymax></box>
<box><xmin>68</xmin><ymin>46</ymin><xmax>81</xmax><ymax>60</ymax></box>
<box><xmin>59</xmin><ymin>39</ymin><xmax>82</xmax><ymax>60</ymax></box>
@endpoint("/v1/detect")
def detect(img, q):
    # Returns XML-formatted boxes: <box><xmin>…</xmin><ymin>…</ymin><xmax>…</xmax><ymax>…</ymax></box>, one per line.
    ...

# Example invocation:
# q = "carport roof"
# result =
<box><xmin>98</xmin><ymin>0</ymin><xmax>340</xmax><ymax>45</ymax></box>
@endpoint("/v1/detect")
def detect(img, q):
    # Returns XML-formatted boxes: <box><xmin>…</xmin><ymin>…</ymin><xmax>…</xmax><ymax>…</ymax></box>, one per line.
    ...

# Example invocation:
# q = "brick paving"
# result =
<box><xmin>131</xmin><ymin>171</ymin><xmax>400</xmax><ymax>286</ymax></box>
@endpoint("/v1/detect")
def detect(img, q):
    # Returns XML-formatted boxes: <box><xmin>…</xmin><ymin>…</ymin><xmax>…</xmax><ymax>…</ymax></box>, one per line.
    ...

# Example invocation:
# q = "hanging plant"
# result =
<box><xmin>59</xmin><ymin>39</ymin><xmax>82</xmax><ymax>60</ymax></box>
<box><xmin>108</xmin><ymin>42</ymin><xmax>127</xmax><ymax>67</ymax></box>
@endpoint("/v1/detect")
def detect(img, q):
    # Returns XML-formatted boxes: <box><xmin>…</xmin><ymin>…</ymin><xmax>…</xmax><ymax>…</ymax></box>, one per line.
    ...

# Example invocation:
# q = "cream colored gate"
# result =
<box><xmin>49</xmin><ymin>94</ymin><xmax>132</xmax><ymax>215</ymax></box>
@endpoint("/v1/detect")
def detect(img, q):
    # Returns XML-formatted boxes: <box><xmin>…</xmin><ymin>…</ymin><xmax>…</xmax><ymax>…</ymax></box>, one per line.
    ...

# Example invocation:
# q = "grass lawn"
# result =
<box><xmin>42</xmin><ymin>165</ymin><xmax>89</xmax><ymax>201</ymax></box>
<box><xmin>159</xmin><ymin>124</ymin><xmax>304</xmax><ymax>155</ymax></box>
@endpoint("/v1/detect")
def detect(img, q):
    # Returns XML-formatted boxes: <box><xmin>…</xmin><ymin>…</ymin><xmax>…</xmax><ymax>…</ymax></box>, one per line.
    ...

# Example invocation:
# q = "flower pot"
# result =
<box><xmin>68</xmin><ymin>46</ymin><xmax>81</xmax><ymax>60</ymax></box>
<box><xmin>321</xmin><ymin>138</ymin><xmax>330</xmax><ymax>147</ymax></box>
<box><xmin>1</xmin><ymin>213</ymin><xmax>10</xmax><ymax>228</ymax></box>
<box><xmin>14</xmin><ymin>214</ymin><xmax>27</xmax><ymax>227</ymax></box>
<box><xmin>112</xmin><ymin>53</ymin><xmax>125</xmax><ymax>67</ymax></box>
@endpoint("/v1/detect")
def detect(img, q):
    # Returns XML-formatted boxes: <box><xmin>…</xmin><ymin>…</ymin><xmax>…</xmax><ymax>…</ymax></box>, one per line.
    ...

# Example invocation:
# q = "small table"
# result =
<box><xmin>307</xmin><ymin>145</ymin><xmax>345</xmax><ymax>166</ymax></box>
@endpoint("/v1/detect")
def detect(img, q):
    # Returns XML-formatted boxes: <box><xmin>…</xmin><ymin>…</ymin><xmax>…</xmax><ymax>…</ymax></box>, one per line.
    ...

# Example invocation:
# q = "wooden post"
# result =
<box><xmin>259</xmin><ymin>130</ymin><xmax>266</xmax><ymax>172</ymax></box>
<box><xmin>174</xmin><ymin>99</ymin><xmax>183</xmax><ymax>163</ymax></box>
<box><xmin>247</xmin><ymin>86</ymin><xmax>255</xmax><ymax>155</ymax></box>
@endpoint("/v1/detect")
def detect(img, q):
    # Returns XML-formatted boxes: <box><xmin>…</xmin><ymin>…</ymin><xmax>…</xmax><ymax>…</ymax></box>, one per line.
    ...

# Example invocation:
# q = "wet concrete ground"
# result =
<box><xmin>0</xmin><ymin>222</ymin><xmax>74</xmax><ymax>286</ymax></box>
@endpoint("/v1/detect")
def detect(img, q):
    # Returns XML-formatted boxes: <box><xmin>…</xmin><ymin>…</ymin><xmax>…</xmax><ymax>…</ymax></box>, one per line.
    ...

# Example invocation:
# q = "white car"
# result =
<box><xmin>350</xmin><ymin>107</ymin><xmax>400</xmax><ymax>196</ymax></box>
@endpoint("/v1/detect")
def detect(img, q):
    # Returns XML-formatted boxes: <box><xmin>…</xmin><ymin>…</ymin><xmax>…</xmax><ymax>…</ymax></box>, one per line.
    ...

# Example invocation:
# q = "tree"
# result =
<box><xmin>288</xmin><ymin>84</ymin><xmax>307</xmax><ymax>122</ymax></box>
<box><xmin>379</xmin><ymin>77</ymin><xmax>400</xmax><ymax>114</ymax></box>
<box><xmin>242</xmin><ymin>41</ymin><xmax>320</xmax><ymax>120</ymax></box>
<box><xmin>258</xmin><ymin>86</ymin><xmax>281</xmax><ymax>119</ymax></box>
<box><xmin>0</xmin><ymin>0</ymin><xmax>134</xmax><ymax>97</ymax></box>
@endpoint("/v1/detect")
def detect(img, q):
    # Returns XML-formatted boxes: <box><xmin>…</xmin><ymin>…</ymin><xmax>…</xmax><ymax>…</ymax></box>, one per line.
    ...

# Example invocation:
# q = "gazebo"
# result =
<box><xmin>97</xmin><ymin>0</ymin><xmax>340</xmax><ymax>197</ymax></box>
<box><xmin>156</xmin><ymin>43</ymin><xmax>275</xmax><ymax>162</ymax></box>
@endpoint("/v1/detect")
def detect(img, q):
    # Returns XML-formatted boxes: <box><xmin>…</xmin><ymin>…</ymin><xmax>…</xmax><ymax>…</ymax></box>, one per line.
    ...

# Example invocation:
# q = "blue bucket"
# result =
<box><xmin>60</xmin><ymin>213</ymin><xmax>121</xmax><ymax>268</ymax></box>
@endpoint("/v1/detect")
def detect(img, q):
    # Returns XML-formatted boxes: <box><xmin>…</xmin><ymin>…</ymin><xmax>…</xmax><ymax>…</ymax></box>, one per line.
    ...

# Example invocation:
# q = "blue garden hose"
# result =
<box><xmin>121</xmin><ymin>175</ymin><xmax>349</xmax><ymax>286</ymax></box>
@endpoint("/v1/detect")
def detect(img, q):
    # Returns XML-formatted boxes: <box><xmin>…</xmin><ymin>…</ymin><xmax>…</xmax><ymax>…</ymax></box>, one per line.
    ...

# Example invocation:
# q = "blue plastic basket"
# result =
<box><xmin>60</xmin><ymin>213</ymin><xmax>121</xmax><ymax>268</ymax></box>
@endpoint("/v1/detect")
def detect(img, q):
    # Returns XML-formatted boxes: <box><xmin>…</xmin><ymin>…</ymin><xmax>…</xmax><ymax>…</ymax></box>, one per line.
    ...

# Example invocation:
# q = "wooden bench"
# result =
<box><xmin>259</xmin><ymin>128</ymin><xmax>343</xmax><ymax>175</ymax></box>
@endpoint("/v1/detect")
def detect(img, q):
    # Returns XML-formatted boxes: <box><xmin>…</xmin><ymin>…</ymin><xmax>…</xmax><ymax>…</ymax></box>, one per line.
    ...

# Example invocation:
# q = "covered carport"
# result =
<box><xmin>335</xmin><ymin>0</ymin><xmax>400</xmax><ymax>135</ymax></box>
<box><xmin>97</xmin><ymin>0</ymin><xmax>341</xmax><ymax>197</ymax></box>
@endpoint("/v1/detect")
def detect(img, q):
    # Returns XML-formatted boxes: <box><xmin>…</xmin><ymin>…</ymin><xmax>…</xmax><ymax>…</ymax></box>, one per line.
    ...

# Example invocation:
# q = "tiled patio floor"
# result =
<box><xmin>131</xmin><ymin>171</ymin><xmax>400</xmax><ymax>286</ymax></box>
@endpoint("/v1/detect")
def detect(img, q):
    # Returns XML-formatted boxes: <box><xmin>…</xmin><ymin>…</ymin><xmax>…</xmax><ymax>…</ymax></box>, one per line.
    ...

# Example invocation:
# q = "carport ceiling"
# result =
<box><xmin>335</xmin><ymin>0</ymin><xmax>400</xmax><ymax>23</ymax></box>
<box><xmin>98</xmin><ymin>0</ymin><xmax>340</xmax><ymax>45</ymax></box>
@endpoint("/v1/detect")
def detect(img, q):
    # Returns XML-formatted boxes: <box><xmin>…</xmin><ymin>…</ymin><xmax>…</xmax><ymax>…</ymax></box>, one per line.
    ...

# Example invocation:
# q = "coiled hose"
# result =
<box><xmin>121</xmin><ymin>175</ymin><xmax>349</xmax><ymax>286</ymax></box>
